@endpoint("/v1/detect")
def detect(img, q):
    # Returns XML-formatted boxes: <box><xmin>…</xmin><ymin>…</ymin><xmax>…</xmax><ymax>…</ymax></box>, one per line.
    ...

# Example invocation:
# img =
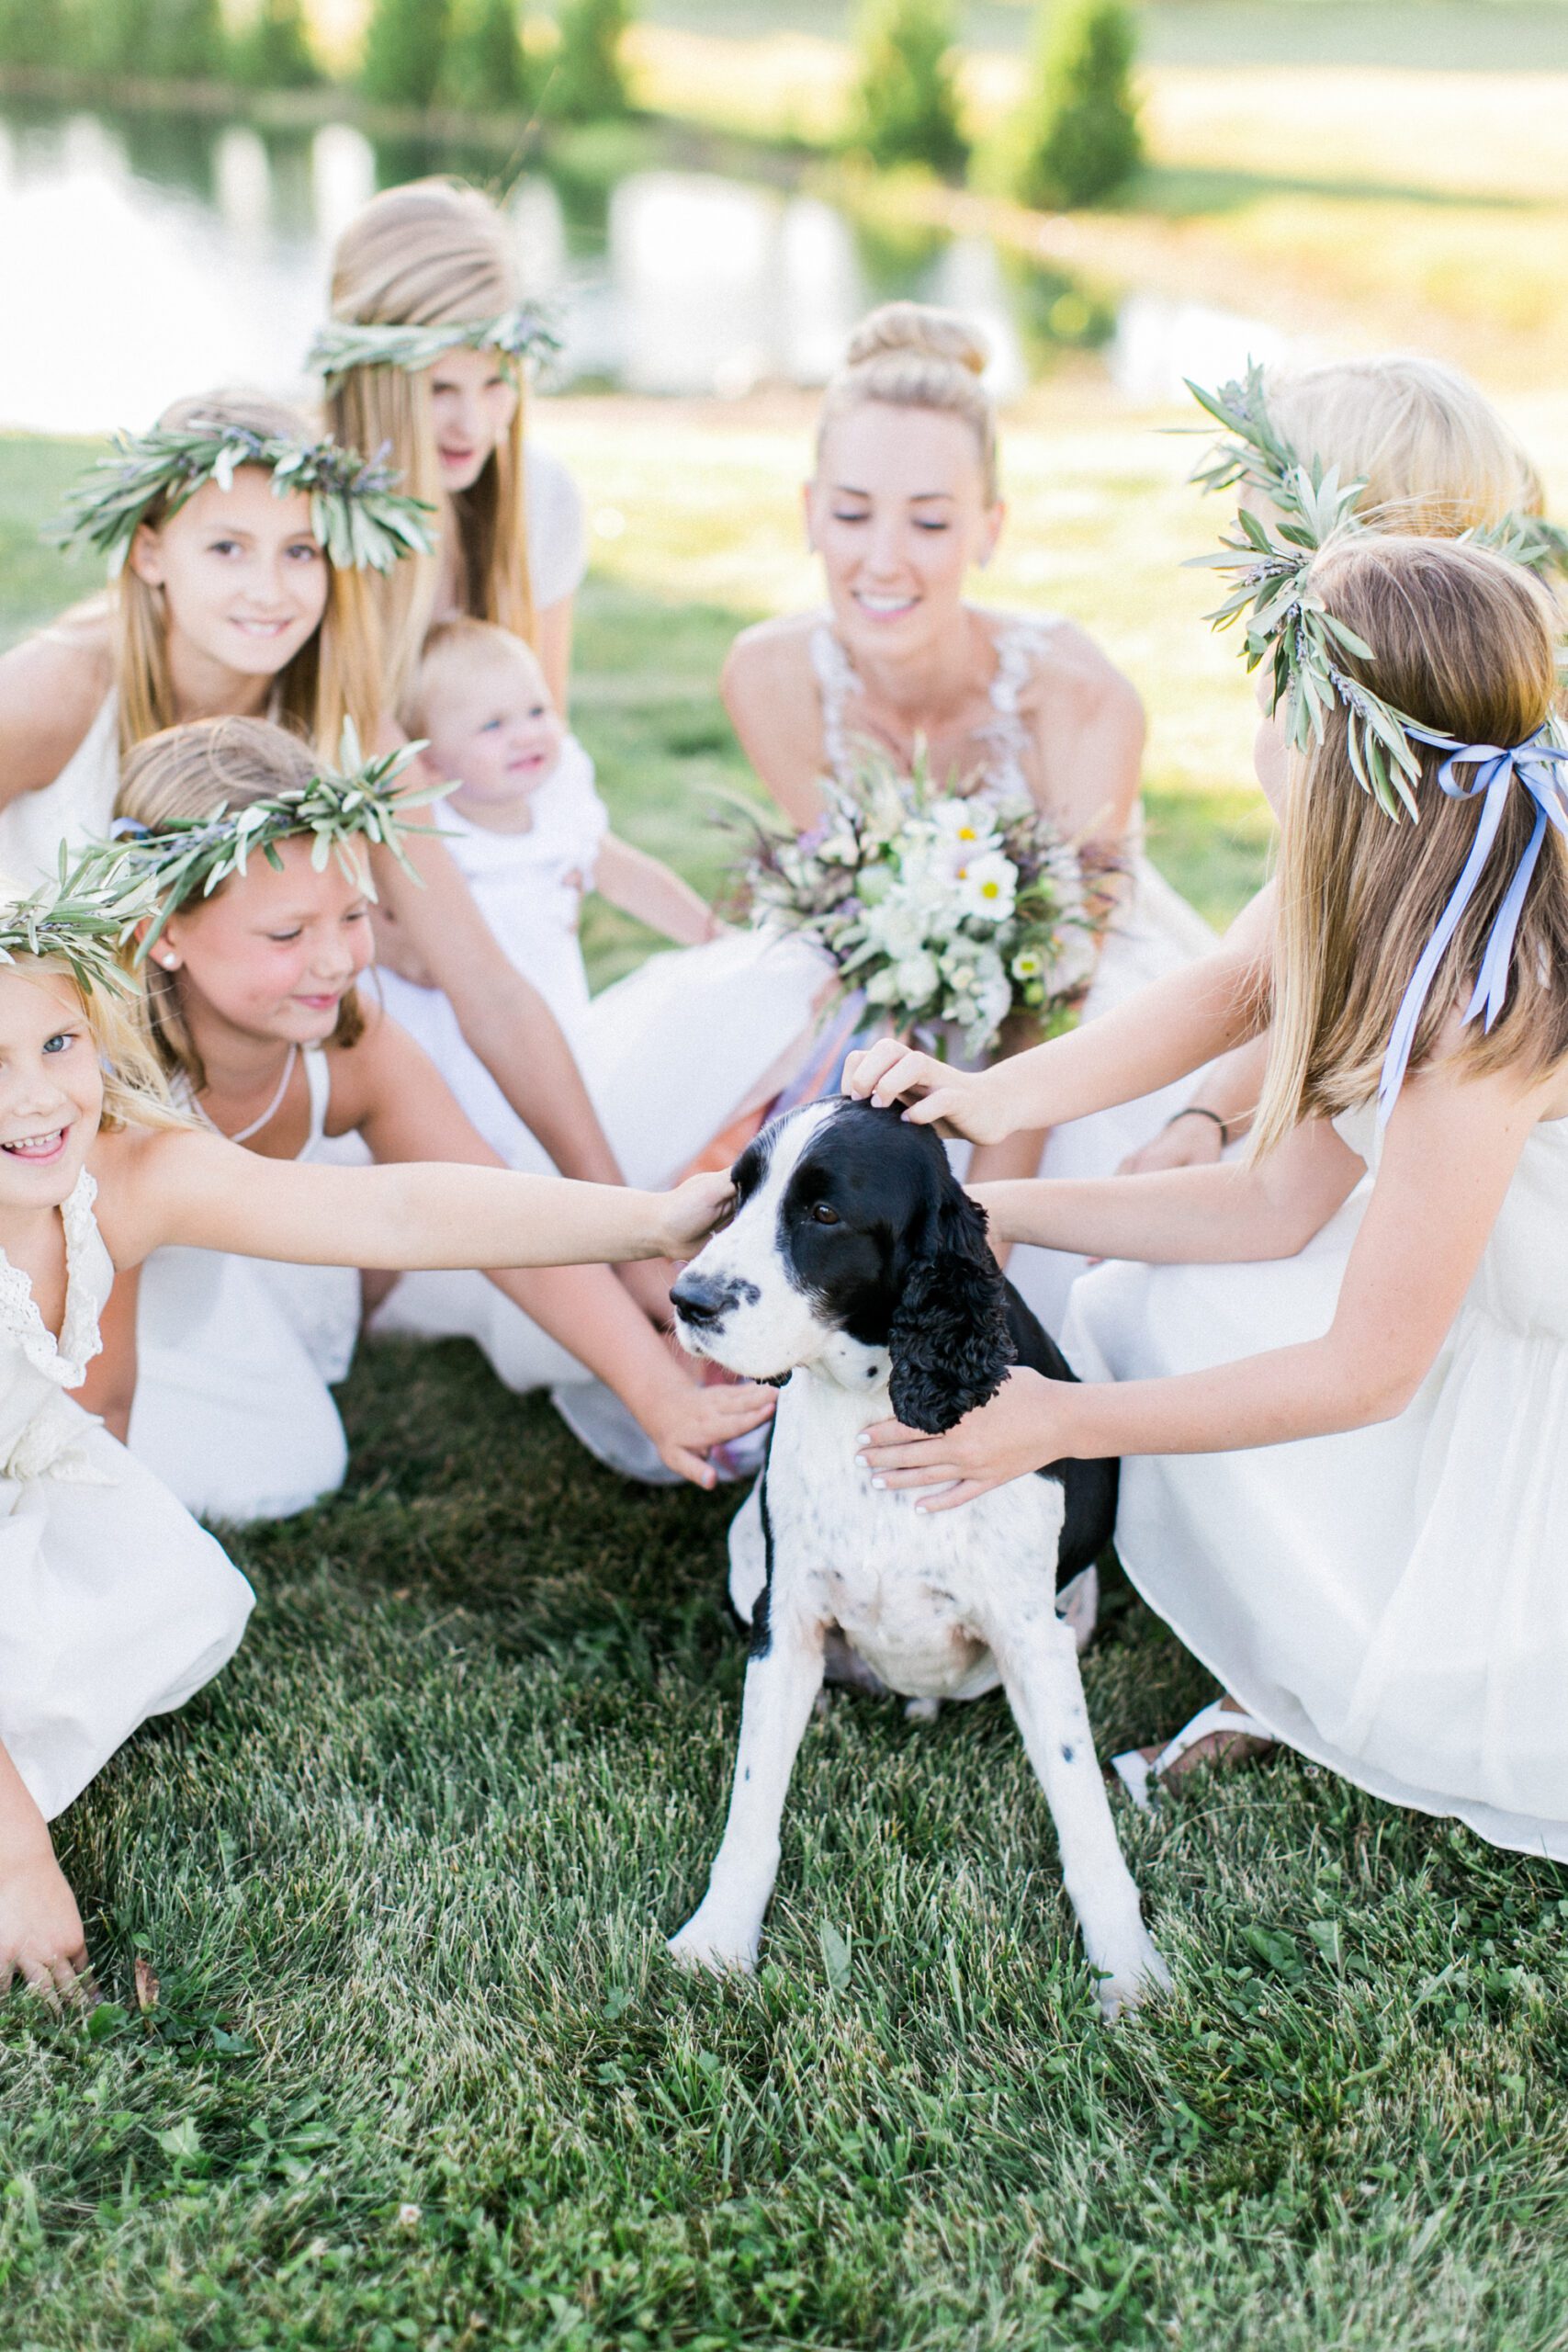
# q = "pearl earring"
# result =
<box><xmin>160</xmin><ymin>952</ymin><xmax>180</xmax><ymax>970</ymax></box>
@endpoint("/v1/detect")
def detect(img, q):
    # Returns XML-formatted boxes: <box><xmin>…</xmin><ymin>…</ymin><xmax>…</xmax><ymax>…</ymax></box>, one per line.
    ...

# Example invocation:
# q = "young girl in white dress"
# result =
<box><xmin>312</xmin><ymin>176</ymin><xmax>583</xmax><ymax>715</ymax></box>
<box><xmin>1121</xmin><ymin>355</ymin><xmax>1551</xmax><ymax>1182</ymax></box>
<box><xmin>85</xmin><ymin>718</ymin><xmax>773</xmax><ymax>1521</ymax></box>
<box><xmin>0</xmin><ymin>858</ymin><xmax>733</xmax><ymax>1999</ymax></box>
<box><xmin>852</xmin><ymin>531</ymin><xmax>1568</xmax><ymax>1862</ymax></box>
<box><xmin>371</xmin><ymin>622</ymin><xmax>826</xmax><ymax>1456</ymax></box>
<box><xmin>722</xmin><ymin>301</ymin><xmax>1215</xmax><ymax>1327</ymax></box>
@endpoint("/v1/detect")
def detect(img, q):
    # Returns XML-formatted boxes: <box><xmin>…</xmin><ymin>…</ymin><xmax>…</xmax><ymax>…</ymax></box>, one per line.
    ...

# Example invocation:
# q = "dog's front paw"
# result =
<box><xmin>1094</xmin><ymin>1929</ymin><xmax>1172</xmax><ymax>2022</ymax></box>
<box><xmin>667</xmin><ymin>1910</ymin><xmax>761</xmax><ymax>1976</ymax></box>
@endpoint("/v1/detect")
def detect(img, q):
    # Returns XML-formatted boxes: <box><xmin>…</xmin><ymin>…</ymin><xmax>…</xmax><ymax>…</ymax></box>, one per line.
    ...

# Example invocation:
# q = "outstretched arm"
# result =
<box><xmin>351</xmin><ymin>1017</ymin><xmax>770</xmax><ymax>1487</ymax></box>
<box><xmin>592</xmin><ymin>833</ymin><xmax>723</xmax><ymax>948</ymax></box>
<box><xmin>99</xmin><ymin>1125</ymin><xmax>732</xmax><ymax>1279</ymax></box>
<box><xmin>975</xmin><ymin>1109</ymin><xmax>1361</xmax><ymax>1266</ymax></box>
<box><xmin>846</xmin><ymin>886</ymin><xmax>1275</xmax><ymax>1146</ymax></box>
<box><xmin>863</xmin><ymin>1058</ymin><xmax>1540</xmax><ymax>1508</ymax></box>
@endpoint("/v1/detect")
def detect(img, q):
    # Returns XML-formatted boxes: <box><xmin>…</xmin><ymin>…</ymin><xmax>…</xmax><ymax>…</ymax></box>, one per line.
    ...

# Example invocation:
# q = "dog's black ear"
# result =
<box><xmin>887</xmin><ymin>1182</ymin><xmax>1015</xmax><ymax>1434</ymax></box>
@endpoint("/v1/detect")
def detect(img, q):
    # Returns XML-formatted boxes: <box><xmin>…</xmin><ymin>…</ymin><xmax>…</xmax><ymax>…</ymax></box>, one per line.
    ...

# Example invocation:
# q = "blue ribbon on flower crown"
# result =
<box><xmin>1378</xmin><ymin>722</ymin><xmax>1568</xmax><ymax>1124</ymax></box>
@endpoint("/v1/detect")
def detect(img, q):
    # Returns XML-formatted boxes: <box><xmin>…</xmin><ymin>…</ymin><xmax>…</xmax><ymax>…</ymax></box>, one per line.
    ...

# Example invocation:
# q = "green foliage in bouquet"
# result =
<box><xmin>743</xmin><ymin>747</ymin><xmax>1103</xmax><ymax>1059</ymax></box>
<box><xmin>1016</xmin><ymin>0</ymin><xmax>1142</xmax><ymax>213</ymax></box>
<box><xmin>846</xmin><ymin>0</ymin><xmax>969</xmax><ymax>181</ymax></box>
<box><xmin>542</xmin><ymin>0</ymin><xmax>633</xmax><ymax>122</ymax></box>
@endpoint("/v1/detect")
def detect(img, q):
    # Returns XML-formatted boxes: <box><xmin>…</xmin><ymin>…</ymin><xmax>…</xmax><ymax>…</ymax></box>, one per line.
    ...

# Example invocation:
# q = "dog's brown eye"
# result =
<box><xmin>811</xmin><ymin>1203</ymin><xmax>840</xmax><ymax>1227</ymax></box>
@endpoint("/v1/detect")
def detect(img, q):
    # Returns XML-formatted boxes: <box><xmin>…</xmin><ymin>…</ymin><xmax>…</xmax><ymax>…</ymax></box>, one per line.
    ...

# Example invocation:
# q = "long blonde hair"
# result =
<box><xmin>112</xmin><ymin>389</ymin><xmax>386</xmax><ymax>762</ymax></box>
<box><xmin>115</xmin><ymin>716</ymin><xmax>367</xmax><ymax>1095</ymax></box>
<box><xmin>817</xmin><ymin>300</ymin><xmax>999</xmax><ymax>503</ymax></box>
<box><xmin>1266</xmin><ymin>356</ymin><xmax>1541</xmax><ymax>539</ymax></box>
<box><xmin>1255</xmin><ymin>535</ymin><xmax>1568</xmax><ymax>1154</ymax></box>
<box><xmin>325</xmin><ymin>178</ymin><xmax>536</xmax><ymax>707</ymax></box>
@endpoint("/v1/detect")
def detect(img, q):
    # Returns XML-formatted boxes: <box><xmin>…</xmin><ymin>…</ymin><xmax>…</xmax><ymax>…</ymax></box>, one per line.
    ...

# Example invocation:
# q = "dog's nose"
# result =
<box><xmin>671</xmin><ymin>1271</ymin><xmax>734</xmax><ymax>1329</ymax></box>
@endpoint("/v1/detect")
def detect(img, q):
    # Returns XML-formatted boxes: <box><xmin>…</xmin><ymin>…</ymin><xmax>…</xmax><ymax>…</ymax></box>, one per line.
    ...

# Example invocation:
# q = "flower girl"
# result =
<box><xmin>0</xmin><ymin>855</ymin><xmax>733</xmax><ymax>1997</ymax></box>
<box><xmin>95</xmin><ymin>716</ymin><xmax>773</xmax><ymax>1519</ymax></box>
<box><xmin>854</xmin><ymin>530</ymin><xmax>1568</xmax><ymax>1861</ymax></box>
<box><xmin>372</xmin><ymin>619</ymin><xmax>827</xmax><ymax>1442</ymax></box>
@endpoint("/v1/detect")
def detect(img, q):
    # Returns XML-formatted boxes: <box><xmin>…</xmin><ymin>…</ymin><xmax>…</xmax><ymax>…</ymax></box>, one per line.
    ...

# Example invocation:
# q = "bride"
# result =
<box><xmin>722</xmin><ymin>301</ymin><xmax>1214</xmax><ymax>1325</ymax></box>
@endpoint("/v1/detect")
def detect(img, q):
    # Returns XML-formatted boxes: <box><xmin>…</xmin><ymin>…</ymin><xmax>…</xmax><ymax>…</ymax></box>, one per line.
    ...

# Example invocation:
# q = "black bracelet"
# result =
<box><xmin>1165</xmin><ymin>1104</ymin><xmax>1229</xmax><ymax>1148</ymax></box>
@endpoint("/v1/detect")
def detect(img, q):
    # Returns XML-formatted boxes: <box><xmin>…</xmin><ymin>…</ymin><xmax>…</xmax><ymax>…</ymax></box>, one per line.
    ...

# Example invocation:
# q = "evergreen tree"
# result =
<box><xmin>542</xmin><ymin>0</ymin><xmax>631</xmax><ymax>121</ymax></box>
<box><xmin>1017</xmin><ymin>0</ymin><xmax>1142</xmax><ymax>211</ymax></box>
<box><xmin>440</xmin><ymin>0</ymin><xmax>529</xmax><ymax>112</ymax></box>
<box><xmin>847</xmin><ymin>0</ymin><xmax>967</xmax><ymax>179</ymax></box>
<box><xmin>361</xmin><ymin>0</ymin><xmax>452</xmax><ymax>107</ymax></box>
<box><xmin>234</xmin><ymin>0</ymin><xmax>321</xmax><ymax>88</ymax></box>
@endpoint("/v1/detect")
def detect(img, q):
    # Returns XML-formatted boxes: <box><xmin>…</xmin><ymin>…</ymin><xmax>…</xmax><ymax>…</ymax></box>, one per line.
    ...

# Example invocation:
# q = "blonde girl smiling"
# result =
<box><xmin>0</xmin><ymin>854</ymin><xmax>733</xmax><ymax>1998</ymax></box>
<box><xmin>84</xmin><ymin>718</ymin><xmax>773</xmax><ymax>1520</ymax></box>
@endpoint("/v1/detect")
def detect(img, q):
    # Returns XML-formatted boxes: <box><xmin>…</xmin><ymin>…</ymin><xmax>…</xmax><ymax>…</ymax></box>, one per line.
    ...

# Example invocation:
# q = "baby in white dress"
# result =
<box><xmin>375</xmin><ymin>623</ymin><xmax>829</xmax><ymax>1416</ymax></box>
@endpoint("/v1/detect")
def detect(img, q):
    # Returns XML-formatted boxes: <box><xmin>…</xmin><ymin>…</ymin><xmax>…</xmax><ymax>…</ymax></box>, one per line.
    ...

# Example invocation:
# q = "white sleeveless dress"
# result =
<box><xmin>0</xmin><ymin>1170</ymin><xmax>254</xmax><ymax>1821</ymax></box>
<box><xmin>812</xmin><ymin>618</ymin><xmax>1217</xmax><ymax>1329</ymax></box>
<box><xmin>128</xmin><ymin>1049</ymin><xmax>367</xmax><ymax>1524</ymax></box>
<box><xmin>0</xmin><ymin>687</ymin><xmax>120</xmax><ymax>886</ymax></box>
<box><xmin>1062</xmin><ymin>1102</ymin><xmax>1568</xmax><ymax>1859</ymax></box>
<box><xmin>372</xmin><ymin>732</ymin><xmax>829</xmax><ymax>1396</ymax></box>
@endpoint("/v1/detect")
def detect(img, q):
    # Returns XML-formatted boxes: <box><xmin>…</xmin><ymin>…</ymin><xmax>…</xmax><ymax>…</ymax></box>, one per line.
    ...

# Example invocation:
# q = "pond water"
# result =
<box><xmin>0</xmin><ymin>96</ymin><xmax>1282</xmax><ymax>433</ymax></box>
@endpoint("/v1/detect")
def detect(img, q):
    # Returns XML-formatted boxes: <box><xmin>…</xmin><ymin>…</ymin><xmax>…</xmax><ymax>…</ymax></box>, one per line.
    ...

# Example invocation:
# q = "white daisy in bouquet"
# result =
<box><xmin>742</xmin><ymin>746</ymin><xmax>1108</xmax><ymax>1058</ymax></box>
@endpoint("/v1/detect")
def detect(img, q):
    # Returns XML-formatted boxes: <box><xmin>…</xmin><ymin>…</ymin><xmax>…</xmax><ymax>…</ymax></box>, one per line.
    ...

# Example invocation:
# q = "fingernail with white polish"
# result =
<box><xmin>872</xmin><ymin>1477</ymin><xmax>886</xmax><ymax>1490</ymax></box>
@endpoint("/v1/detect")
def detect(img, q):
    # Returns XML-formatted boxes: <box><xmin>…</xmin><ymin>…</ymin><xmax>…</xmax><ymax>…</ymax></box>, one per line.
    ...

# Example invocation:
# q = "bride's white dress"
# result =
<box><xmin>0</xmin><ymin>1170</ymin><xmax>253</xmax><ymax>1819</ymax></box>
<box><xmin>1063</xmin><ymin>1102</ymin><xmax>1568</xmax><ymax>1860</ymax></box>
<box><xmin>812</xmin><ymin>617</ymin><xmax>1216</xmax><ymax>1329</ymax></box>
<box><xmin>372</xmin><ymin>732</ymin><xmax>828</xmax><ymax>1405</ymax></box>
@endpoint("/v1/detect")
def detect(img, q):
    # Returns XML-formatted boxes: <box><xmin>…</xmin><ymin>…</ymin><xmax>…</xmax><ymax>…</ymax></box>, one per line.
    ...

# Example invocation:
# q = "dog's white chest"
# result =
<box><xmin>760</xmin><ymin>1362</ymin><xmax>1067</xmax><ymax>1702</ymax></box>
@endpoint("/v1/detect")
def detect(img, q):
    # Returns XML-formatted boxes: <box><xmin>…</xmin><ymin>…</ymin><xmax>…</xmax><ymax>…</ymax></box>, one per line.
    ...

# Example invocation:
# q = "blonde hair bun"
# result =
<box><xmin>844</xmin><ymin>301</ymin><xmax>989</xmax><ymax>379</ymax></box>
<box><xmin>820</xmin><ymin>302</ymin><xmax>999</xmax><ymax>502</ymax></box>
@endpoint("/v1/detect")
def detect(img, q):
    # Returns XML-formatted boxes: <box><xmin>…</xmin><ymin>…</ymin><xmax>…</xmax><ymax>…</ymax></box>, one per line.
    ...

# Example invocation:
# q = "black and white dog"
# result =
<box><xmin>668</xmin><ymin>1095</ymin><xmax>1169</xmax><ymax>2018</ymax></box>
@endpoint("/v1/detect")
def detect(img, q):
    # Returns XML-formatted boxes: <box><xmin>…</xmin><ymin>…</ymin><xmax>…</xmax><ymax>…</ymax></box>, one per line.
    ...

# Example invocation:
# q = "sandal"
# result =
<box><xmin>1111</xmin><ymin>1697</ymin><xmax>1274</xmax><ymax>1814</ymax></box>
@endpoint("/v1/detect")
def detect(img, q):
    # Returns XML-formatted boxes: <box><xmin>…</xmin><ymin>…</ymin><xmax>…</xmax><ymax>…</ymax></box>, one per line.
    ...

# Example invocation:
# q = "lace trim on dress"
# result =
<box><xmin>809</xmin><ymin>613</ymin><xmax>1061</xmax><ymax>799</ymax></box>
<box><xmin>809</xmin><ymin>621</ymin><xmax>861</xmax><ymax>785</ymax></box>
<box><xmin>0</xmin><ymin>1169</ymin><xmax>108</xmax><ymax>1388</ymax></box>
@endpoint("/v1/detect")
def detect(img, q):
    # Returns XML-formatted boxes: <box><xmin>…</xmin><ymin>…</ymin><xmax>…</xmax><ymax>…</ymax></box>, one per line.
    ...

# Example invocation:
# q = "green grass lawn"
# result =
<box><xmin>5</xmin><ymin>417</ymin><xmax>1568</xmax><ymax>2350</ymax></box>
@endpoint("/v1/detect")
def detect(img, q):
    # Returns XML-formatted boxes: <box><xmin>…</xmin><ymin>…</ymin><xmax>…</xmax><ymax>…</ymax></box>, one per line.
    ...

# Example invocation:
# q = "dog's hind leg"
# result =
<box><xmin>669</xmin><ymin>1608</ymin><xmax>827</xmax><ymax>1976</ymax></box>
<box><xmin>986</xmin><ymin>1605</ymin><xmax>1171</xmax><ymax>2021</ymax></box>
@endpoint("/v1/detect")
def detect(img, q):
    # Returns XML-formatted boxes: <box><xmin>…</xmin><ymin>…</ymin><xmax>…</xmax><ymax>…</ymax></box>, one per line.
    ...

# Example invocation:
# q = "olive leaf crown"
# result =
<box><xmin>47</xmin><ymin>422</ymin><xmax>436</xmax><ymax>577</ymax></box>
<box><xmin>1186</xmin><ymin>364</ymin><xmax>1568</xmax><ymax>820</ymax></box>
<box><xmin>1185</xmin><ymin>365</ymin><xmax>1471</xmax><ymax>819</ymax></box>
<box><xmin>105</xmin><ymin>726</ymin><xmax>454</xmax><ymax>959</ymax></box>
<box><xmin>306</xmin><ymin>303</ymin><xmax>562</xmax><ymax>388</ymax></box>
<box><xmin>0</xmin><ymin>850</ymin><xmax>164</xmax><ymax>1001</ymax></box>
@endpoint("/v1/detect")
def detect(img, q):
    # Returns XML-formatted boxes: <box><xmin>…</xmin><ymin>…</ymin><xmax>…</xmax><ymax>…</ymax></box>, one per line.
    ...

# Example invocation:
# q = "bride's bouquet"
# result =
<box><xmin>742</xmin><ymin>749</ymin><xmax>1105</xmax><ymax>1059</ymax></box>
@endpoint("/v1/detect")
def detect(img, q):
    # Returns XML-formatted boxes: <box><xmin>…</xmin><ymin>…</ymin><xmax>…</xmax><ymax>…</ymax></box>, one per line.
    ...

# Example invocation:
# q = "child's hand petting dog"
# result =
<box><xmin>650</xmin><ymin>1372</ymin><xmax>775</xmax><ymax>1489</ymax></box>
<box><xmin>658</xmin><ymin>1170</ymin><xmax>739</xmax><ymax>1260</ymax></box>
<box><xmin>843</xmin><ymin>1041</ymin><xmax>1014</xmax><ymax>1145</ymax></box>
<box><xmin>858</xmin><ymin>1365</ymin><xmax>1070</xmax><ymax>1510</ymax></box>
